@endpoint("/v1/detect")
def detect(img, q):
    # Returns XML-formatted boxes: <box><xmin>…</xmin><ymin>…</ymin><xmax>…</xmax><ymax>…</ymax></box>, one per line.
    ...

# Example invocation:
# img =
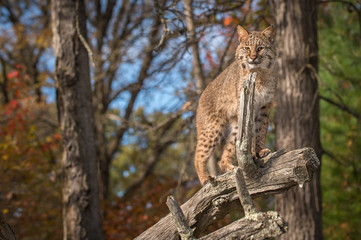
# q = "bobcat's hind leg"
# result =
<box><xmin>195</xmin><ymin>121</ymin><xmax>224</xmax><ymax>185</ymax></box>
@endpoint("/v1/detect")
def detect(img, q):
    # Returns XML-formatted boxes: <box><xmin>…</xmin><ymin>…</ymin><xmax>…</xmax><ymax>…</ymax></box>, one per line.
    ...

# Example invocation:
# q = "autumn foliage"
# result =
<box><xmin>0</xmin><ymin>68</ymin><xmax>62</xmax><ymax>239</ymax></box>
<box><xmin>103</xmin><ymin>176</ymin><xmax>178</xmax><ymax>240</ymax></box>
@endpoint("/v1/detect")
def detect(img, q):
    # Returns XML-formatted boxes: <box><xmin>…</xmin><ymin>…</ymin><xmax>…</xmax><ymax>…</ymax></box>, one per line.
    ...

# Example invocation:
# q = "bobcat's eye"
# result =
<box><xmin>244</xmin><ymin>47</ymin><xmax>250</xmax><ymax>52</ymax></box>
<box><xmin>257</xmin><ymin>46</ymin><xmax>264</xmax><ymax>51</ymax></box>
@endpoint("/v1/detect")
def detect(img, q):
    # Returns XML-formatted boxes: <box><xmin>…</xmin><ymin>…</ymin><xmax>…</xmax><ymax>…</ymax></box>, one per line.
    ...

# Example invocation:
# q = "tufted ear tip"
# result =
<box><xmin>262</xmin><ymin>25</ymin><xmax>275</xmax><ymax>41</ymax></box>
<box><xmin>237</xmin><ymin>25</ymin><xmax>249</xmax><ymax>42</ymax></box>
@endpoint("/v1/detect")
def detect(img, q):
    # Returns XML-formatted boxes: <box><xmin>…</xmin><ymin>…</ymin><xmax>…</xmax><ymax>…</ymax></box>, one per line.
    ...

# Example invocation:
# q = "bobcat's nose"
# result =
<box><xmin>250</xmin><ymin>55</ymin><xmax>257</xmax><ymax>61</ymax></box>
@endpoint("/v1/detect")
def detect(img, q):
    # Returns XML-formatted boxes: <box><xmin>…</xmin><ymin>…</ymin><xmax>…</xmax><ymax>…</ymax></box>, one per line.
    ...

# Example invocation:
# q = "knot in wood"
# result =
<box><xmin>212</xmin><ymin>195</ymin><xmax>229</xmax><ymax>207</ymax></box>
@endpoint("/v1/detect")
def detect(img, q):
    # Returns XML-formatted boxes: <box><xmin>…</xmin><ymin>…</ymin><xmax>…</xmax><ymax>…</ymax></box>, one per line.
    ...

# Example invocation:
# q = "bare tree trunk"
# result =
<box><xmin>51</xmin><ymin>0</ymin><xmax>105</xmax><ymax>239</ymax></box>
<box><xmin>183</xmin><ymin>0</ymin><xmax>205</xmax><ymax>94</ymax></box>
<box><xmin>273</xmin><ymin>0</ymin><xmax>322</xmax><ymax>239</ymax></box>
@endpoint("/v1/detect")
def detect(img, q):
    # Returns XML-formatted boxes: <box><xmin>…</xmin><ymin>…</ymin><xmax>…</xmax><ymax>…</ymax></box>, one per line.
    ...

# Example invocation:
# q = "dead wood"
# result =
<box><xmin>135</xmin><ymin>147</ymin><xmax>320</xmax><ymax>240</ymax></box>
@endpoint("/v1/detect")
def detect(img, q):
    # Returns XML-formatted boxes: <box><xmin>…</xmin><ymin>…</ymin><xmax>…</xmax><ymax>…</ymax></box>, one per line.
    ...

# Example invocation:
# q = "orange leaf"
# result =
<box><xmin>224</xmin><ymin>17</ymin><xmax>233</xmax><ymax>27</ymax></box>
<box><xmin>53</xmin><ymin>133</ymin><xmax>61</xmax><ymax>140</ymax></box>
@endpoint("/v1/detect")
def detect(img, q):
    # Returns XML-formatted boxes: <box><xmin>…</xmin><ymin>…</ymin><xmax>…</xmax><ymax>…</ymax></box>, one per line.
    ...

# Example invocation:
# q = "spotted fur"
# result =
<box><xmin>194</xmin><ymin>25</ymin><xmax>277</xmax><ymax>185</ymax></box>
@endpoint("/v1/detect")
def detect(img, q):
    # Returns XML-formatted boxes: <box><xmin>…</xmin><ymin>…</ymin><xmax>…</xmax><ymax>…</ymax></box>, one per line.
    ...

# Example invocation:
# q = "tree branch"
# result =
<box><xmin>166</xmin><ymin>196</ymin><xmax>194</xmax><ymax>240</ymax></box>
<box><xmin>166</xmin><ymin>195</ymin><xmax>287</xmax><ymax>240</ymax></box>
<box><xmin>135</xmin><ymin>147</ymin><xmax>320</xmax><ymax>239</ymax></box>
<box><xmin>106</xmin><ymin>13</ymin><xmax>161</xmax><ymax>157</ymax></box>
<box><xmin>122</xmin><ymin>112</ymin><xmax>186</xmax><ymax>198</ymax></box>
<box><xmin>320</xmin><ymin>95</ymin><xmax>361</xmax><ymax>122</ymax></box>
<box><xmin>76</xmin><ymin>0</ymin><xmax>96</xmax><ymax>68</ymax></box>
<box><xmin>322</xmin><ymin>149</ymin><xmax>346</xmax><ymax>166</ymax></box>
<box><xmin>121</xmin><ymin>138</ymin><xmax>175</xmax><ymax>199</ymax></box>
<box><xmin>234</xmin><ymin>167</ymin><xmax>257</xmax><ymax>216</ymax></box>
<box><xmin>306</xmin><ymin>63</ymin><xmax>361</xmax><ymax>122</ymax></box>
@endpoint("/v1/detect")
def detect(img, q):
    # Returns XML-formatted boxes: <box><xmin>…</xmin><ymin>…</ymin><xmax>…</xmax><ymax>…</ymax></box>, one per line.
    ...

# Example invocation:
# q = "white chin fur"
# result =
<box><xmin>247</xmin><ymin>61</ymin><xmax>270</xmax><ymax>70</ymax></box>
<box><xmin>248</xmin><ymin>63</ymin><xmax>257</xmax><ymax>69</ymax></box>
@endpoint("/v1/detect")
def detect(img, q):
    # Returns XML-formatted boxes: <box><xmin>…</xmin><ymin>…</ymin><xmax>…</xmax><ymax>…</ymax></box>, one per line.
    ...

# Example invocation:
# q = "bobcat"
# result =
<box><xmin>194</xmin><ymin>25</ymin><xmax>277</xmax><ymax>185</ymax></box>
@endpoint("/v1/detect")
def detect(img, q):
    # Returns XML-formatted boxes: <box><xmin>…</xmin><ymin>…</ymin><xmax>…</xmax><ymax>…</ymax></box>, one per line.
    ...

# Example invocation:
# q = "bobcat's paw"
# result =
<box><xmin>202</xmin><ymin>175</ymin><xmax>216</xmax><ymax>185</ymax></box>
<box><xmin>258</xmin><ymin>148</ymin><xmax>271</xmax><ymax>158</ymax></box>
<box><xmin>218</xmin><ymin>161</ymin><xmax>235</xmax><ymax>173</ymax></box>
<box><xmin>199</xmin><ymin>175</ymin><xmax>215</xmax><ymax>185</ymax></box>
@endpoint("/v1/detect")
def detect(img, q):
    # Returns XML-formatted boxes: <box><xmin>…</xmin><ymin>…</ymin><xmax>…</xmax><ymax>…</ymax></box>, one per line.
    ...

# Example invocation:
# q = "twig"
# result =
<box><xmin>154</xmin><ymin>0</ymin><xmax>174</xmax><ymax>51</ymax></box>
<box><xmin>75</xmin><ymin>0</ymin><xmax>96</xmax><ymax>68</ymax></box>
<box><xmin>320</xmin><ymin>95</ymin><xmax>361</xmax><ymax>123</ymax></box>
<box><xmin>322</xmin><ymin>149</ymin><xmax>346</xmax><ymax>166</ymax></box>
<box><xmin>166</xmin><ymin>196</ymin><xmax>194</xmax><ymax>240</ymax></box>
<box><xmin>306</xmin><ymin>63</ymin><xmax>361</xmax><ymax>122</ymax></box>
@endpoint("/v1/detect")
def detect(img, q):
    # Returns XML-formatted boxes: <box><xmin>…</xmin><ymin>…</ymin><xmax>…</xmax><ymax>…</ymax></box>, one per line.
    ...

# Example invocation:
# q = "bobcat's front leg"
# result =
<box><xmin>254</xmin><ymin>103</ymin><xmax>272</xmax><ymax>158</ymax></box>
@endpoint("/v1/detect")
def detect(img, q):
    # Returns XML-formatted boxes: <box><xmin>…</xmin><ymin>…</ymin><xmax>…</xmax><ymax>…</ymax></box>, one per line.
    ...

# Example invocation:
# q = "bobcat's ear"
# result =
<box><xmin>237</xmin><ymin>25</ymin><xmax>249</xmax><ymax>42</ymax></box>
<box><xmin>262</xmin><ymin>25</ymin><xmax>275</xmax><ymax>42</ymax></box>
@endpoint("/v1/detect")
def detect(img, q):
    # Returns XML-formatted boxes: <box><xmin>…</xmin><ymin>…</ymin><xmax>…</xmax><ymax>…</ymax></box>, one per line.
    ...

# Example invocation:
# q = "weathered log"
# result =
<box><xmin>135</xmin><ymin>147</ymin><xmax>320</xmax><ymax>240</ymax></box>
<box><xmin>198</xmin><ymin>211</ymin><xmax>287</xmax><ymax>240</ymax></box>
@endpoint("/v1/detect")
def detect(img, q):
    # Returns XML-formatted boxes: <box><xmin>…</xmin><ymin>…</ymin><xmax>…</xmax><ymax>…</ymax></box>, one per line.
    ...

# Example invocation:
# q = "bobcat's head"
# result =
<box><xmin>235</xmin><ymin>25</ymin><xmax>275</xmax><ymax>70</ymax></box>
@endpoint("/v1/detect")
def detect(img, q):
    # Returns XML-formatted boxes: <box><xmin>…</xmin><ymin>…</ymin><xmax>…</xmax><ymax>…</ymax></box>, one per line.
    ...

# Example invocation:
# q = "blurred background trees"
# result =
<box><xmin>0</xmin><ymin>0</ymin><xmax>360</xmax><ymax>239</ymax></box>
<box><xmin>318</xmin><ymin>2</ymin><xmax>361</xmax><ymax>239</ymax></box>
